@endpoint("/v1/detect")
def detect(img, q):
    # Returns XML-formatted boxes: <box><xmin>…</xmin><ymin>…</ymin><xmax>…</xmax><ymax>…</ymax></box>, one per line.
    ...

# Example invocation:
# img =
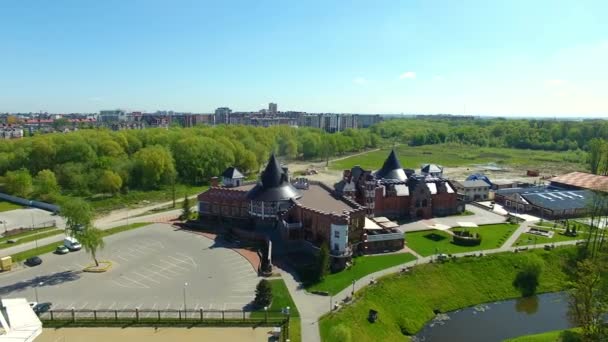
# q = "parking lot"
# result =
<box><xmin>0</xmin><ymin>224</ymin><xmax>259</xmax><ymax>312</ymax></box>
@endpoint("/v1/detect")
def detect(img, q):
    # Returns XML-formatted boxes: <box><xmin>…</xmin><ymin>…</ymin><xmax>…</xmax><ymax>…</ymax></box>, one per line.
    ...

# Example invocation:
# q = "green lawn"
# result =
<box><xmin>514</xmin><ymin>230</ymin><xmax>586</xmax><ymax>246</ymax></box>
<box><xmin>7</xmin><ymin>223</ymin><xmax>152</xmax><ymax>263</ymax></box>
<box><xmin>306</xmin><ymin>253</ymin><xmax>417</xmax><ymax>295</ymax></box>
<box><xmin>319</xmin><ymin>248</ymin><xmax>576</xmax><ymax>342</ymax></box>
<box><xmin>251</xmin><ymin>279</ymin><xmax>301</xmax><ymax>342</ymax></box>
<box><xmin>406</xmin><ymin>223</ymin><xmax>519</xmax><ymax>256</ymax></box>
<box><xmin>0</xmin><ymin>201</ymin><xmax>22</xmax><ymax>212</ymax></box>
<box><xmin>0</xmin><ymin>229</ymin><xmax>63</xmax><ymax>249</ymax></box>
<box><xmin>503</xmin><ymin>328</ymin><xmax>582</xmax><ymax>342</ymax></box>
<box><xmin>0</xmin><ymin>226</ymin><xmax>57</xmax><ymax>243</ymax></box>
<box><xmin>329</xmin><ymin>144</ymin><xmax>583</xmax><ymax>171</ymax></box>
<box><xmin>76</xmin><ymin>184</ymin><xmax>206</xmax><ymax>214</ymax></box>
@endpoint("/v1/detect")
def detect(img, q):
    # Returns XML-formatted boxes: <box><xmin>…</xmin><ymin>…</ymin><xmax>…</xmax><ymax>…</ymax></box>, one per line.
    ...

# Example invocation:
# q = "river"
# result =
<box><xmin>413</xmin><ymin>292</ymin><xmax>573</xmax><ymax>342</ymax></box>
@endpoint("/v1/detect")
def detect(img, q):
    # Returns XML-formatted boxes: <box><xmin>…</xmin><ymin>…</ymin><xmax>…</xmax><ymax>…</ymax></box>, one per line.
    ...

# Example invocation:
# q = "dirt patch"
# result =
<box><xmin>37</xmin><ymin>327</ymin><xmax>272</xmax><ymax>342</ymax></box>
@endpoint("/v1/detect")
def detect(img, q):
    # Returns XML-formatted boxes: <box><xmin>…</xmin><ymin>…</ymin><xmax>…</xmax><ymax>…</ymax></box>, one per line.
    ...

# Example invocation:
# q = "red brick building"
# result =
<box><xmin>334</xmin><ymin>150</ymin><xmax>464</xmax><ymax>219</ymax></box>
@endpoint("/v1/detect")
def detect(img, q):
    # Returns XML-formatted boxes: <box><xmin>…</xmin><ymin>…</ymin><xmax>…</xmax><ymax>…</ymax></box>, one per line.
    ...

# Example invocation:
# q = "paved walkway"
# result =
<box><xmin>280</xmin><ymin>222</ymin><xmax>581</xmax><ymax>342</ymax></box>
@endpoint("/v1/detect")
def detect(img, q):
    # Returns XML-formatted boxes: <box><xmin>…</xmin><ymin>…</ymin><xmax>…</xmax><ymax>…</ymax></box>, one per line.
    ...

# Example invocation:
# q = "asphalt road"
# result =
<box><xmin>0</xmin><ymin>224</ymin><xmax>259</xmax><ymax>312</ymax></box>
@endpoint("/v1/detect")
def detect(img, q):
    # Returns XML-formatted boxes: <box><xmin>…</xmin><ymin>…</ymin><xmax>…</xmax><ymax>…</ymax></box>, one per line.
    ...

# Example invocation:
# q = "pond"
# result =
<box><xmin>414</xmin><ymin>292</ymin><xmax>573</xmax><ymax>342</ymax></box>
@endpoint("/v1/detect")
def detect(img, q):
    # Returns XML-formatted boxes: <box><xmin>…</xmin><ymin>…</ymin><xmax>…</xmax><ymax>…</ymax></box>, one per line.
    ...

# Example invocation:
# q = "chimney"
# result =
<box><xmin>211</xmin><ymin>177</ymin><xmax>219</xmax><ymax>187</ymax></box>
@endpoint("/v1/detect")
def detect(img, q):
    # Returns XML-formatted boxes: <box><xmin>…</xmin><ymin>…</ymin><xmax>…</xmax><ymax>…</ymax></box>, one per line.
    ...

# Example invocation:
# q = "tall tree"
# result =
<box><xmin>317</xmin><ymin>244</ymin><xmax>330</xmax><ymax>281</ymax></box>
<box><xmin>587</xmin><ymin>138</ymin><xmax>606</xmax><ymax>175</ymax></box>
<box><xmin>568</xmin><ymin>258</ymin><xmax>608</xmax><ymax>341</ymax></box>
<box><xmin>132</xmin><ymin>145</ymin><xmax>176</xmax><ymax>189</ymax></box>
<box><xmin>60</xmin><ymin>198</ymin><xmax>93</xmax><ymax>235</ymax></box>
<box><xmin>98</xmin><ymin>170</ymin><xmax>123</xmax><ymax>195</ymax></box>
<box><xmin>77</xmin><ymin>227</ymin><xmax>105</xmax><ymax>267</ymax></box>
<box><xmin>254</xmin><ymin>279</ymin><xmax>272</xmax><ymax>308</ymax></box>
<box><xmin>33</xmin><ymin>169</ymin><xmax>60</xmax><ymax>201</ymax></box>
<box><xmin>4</xmin><ymin>168</ymin><xmax>33</xmax><ymax>198</ymax></box>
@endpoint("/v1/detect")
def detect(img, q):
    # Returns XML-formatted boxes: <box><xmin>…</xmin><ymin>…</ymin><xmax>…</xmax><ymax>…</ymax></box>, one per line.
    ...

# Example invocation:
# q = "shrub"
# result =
<box><xmin>513</xmin><ymin>254</ymin><xmax>544</xmax><ymax>297</ymax></box>
<box><xmin>254</xmin><ymin>279</ymin><xmax>272</xmax><ymax>308</ymax></box>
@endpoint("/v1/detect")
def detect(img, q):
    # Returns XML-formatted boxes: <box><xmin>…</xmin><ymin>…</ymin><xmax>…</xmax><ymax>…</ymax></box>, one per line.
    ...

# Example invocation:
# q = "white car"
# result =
<box><xmin>64</xmin><ymin>237</ymin><xmax>82</xmax><ymax>251</ymax></box>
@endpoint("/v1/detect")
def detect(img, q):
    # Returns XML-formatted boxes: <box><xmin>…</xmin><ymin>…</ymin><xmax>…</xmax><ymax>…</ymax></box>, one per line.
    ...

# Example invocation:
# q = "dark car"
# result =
<box><xmin>24</xmin><ymin>256</ymin><xmax>42</xmax><ymax>267</ymax></box>
<box><xmin>33</xmin><ymin>302</ymin><xmax>52</xmax><ymax>315</ymax></box>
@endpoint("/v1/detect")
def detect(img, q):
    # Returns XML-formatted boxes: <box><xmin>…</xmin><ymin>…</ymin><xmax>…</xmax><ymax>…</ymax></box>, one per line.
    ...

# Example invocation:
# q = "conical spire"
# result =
<box><xmin>261</xmin><ymin>154</ymin><xmax>283</xmax><ymax>187</ymax></box>
<box><xmin>247</xmin><ymin>154</ymin><xmax>302</xmax><ymax>201</ymax></box>
<box><xmin>375</xmin><ymin>149</ymin><xmax>407</xmax><ymax>181</ymax></box>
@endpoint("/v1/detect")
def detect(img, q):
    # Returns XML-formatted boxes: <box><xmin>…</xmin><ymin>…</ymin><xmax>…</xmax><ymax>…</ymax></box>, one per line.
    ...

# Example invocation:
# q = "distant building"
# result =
<box><xmin>268</xmin><ymin>103</ymin><xmax>277</xmax><ymax>115</ymax></box>
<box><xmin>549</xmin><ymin>172</ymin><xmax>608</xmax><ymax>193</ymax></box>
<box><xmin>99</xmin><ymin>109</ymin><xmax>127</xmax><ymax>123</ymax></box>
<box><xmin>421</xmin><ymin>164</ymin><xmax>443</xmax><ymax>178</ymax></box>
<box><xmin>453</xmin><ymin>180</ymin><xmax>491</xmax><ymax>202</ymax></box>
<box><xmin>214</xmin><ymin>107</ymin><xmax>232</xmax><ymax>125</ymax></box>
<box><xmin>356</xmin><ymin>114</ymin><xmax>382</xmax><ymax>128</ymax></box>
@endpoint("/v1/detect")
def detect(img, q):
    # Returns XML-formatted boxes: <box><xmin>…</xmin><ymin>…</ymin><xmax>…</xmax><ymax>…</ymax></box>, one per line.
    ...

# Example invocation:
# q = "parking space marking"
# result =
<box><xmin>132</xmin><ymin>271</ymin><xmax>161</xmax><ymax>284</ymax></box>
<box><xmin>159</xmin><ymin>259</ymin><xmax>188</xmax><ymax>271</ymax></box>
<box><xmin>122</xmin><ymin>304</ymin><xmax>130</xmax><ymax>310</ymax></box>
<box><xmin>174</xmin><ymin>253</ymin><xmax>198</xmax><ymax>267</ymax></box>
<box><xmin>117</xmin><ymin>255</ymin><xmax>129</xmax><ymax>261</ymax></box>
<box><xmin>93</xmin><ymin>301</ymin><xmax>102</xmax><ymax>310</ymax></box>
<box><xmin>168</xmin><ymin>255</ymin><xmax>197</xmax><ymax>268</ymax></box>
<box><xmin>165</xmin><ymin>302</ymin><xmax>171</xmax><ymax>310</ymax></box>
<box><xmin>151</xmin><ymin>263</ymin><xmax>180</xmax><ymax>275</ymax></box>
<box><xmin>144</xmin><ymin>268</ymin><xmax>172</xmax><ymax>280</ymax></box>
<box><xmin>80</xmin><ymin>302</ymin><xmax>88</xmax><ymax>309</ymax></box>
<box><xmin>108</xmin><ymin>302</ymin><xmax>116</xmax><ymax>309</ymax></box>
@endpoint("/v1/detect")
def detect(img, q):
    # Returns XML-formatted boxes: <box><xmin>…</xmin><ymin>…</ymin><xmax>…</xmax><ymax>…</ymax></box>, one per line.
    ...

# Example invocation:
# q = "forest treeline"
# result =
<box><xmin>372</xmin><ymin>118</ymin><xmax>608</xmax><ymax>151</ymax></box>
<box><xmin>0</xmin><ymin>125</ymin><xmax>380</xmax><ymax>200</ymax></box>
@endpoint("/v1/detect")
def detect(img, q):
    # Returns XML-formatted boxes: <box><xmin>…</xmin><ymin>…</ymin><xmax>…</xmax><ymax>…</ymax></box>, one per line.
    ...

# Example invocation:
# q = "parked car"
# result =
<box><xmin>32</xmin><ymin>302</ymin><xmax>52</xmax><ymax>315</ymax></box>
<box><xmin>64</xmin><ymin>237</ymin><xmax>82</xmax><ymax>251</ymax></box>
<box><xmin>6</xmin><ymin>239</ymin><xmax>17</xmax><ymax>244</ymax></box>
<box><xmin>54</xmin><ymin>245</ymin><xmax>69</xmax><ymax>255</ymax></box>
<box><xmin>25</xmin><ymin>256</ymin><xmax>42</xmax><ymax>267</ymax></box>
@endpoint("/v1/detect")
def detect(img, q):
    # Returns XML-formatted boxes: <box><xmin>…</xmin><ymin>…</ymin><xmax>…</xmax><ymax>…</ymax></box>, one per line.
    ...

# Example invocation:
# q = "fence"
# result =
<box><xmin>40</xmin><ymin>309</ymin><xmax>291</xmax><ymax>340</ymax></box>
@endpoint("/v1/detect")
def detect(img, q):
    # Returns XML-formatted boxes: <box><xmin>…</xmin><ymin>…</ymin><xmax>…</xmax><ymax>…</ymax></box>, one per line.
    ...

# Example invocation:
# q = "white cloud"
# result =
<box><xmin>545</xmin><ymin>79</ymin><xmax>567</xmax><ymax>86</ymax></box>
<box><xmin>399</xmin><ymin>71</ymin><xmax>416</xmax><ymax>80</ymax></box>
<box><xmin>353</xmin><ymin>77</ymin><xmax>368</xmax><ymax>85</ymax></box>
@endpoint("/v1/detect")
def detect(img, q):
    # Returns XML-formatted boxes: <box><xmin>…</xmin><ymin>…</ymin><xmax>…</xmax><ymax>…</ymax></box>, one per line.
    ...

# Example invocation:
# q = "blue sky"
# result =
<box><xmin>1</xmin><ymin>0</ymin><xmax>607</xmax><ymax>116</ymax></box>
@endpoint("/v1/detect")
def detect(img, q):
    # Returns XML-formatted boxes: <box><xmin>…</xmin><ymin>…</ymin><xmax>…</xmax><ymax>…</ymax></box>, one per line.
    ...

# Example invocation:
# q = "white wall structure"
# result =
<box><xmin>330</xmin><ymin>223</ymin><xmax>348</xmax><ymax>254</ymax></box>
<box><xmin>0</xmin><ymin>298</ymin><xmax>42</xmax><ymax>342</ymax></box>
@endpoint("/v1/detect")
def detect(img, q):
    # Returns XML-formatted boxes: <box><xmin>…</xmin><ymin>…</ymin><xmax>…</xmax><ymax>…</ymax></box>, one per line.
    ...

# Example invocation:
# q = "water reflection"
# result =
<box><xmin>515</xmin><ymin>295</ymin><xmax>539</xmax><ymax>315</ymax></box>
<box><xmin>415</xmin><ymin>292</ymin><xmax>572</xmax><ymax>342</ymax></box>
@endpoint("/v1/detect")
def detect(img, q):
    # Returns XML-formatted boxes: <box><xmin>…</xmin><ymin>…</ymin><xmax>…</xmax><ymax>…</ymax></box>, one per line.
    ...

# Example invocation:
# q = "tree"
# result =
<box><xmin>316</xmin><ymin>244</ymin><xmax>330</xmax><ymax>281</ymax></box>
<box><xmin>33</xmin><ymin>169</ymin><xmax>60</xmax><ymax>201</ymax></box>
<box><xmin>77</xmin><ymin>227</ymin><xmax>105</xmax><ymax>267</ymax></box>
<box><xmin>132</xmin><ymin>145</ymin><xmax>176</xmax><ymax>189</ymax></box>
<box><xmin>60</xmin><ymin>198</ymin><xmax>92</xmax><ymax>235</ymax></box>
<box><xmin>98</xmin><ymin>170</ymin><xmax>122</xmax><ymax>195</ymax></box>
<box><xmin>4</xmin><ymin>168</ymin><xmax>33</xmax><ymax>198</ymax></box>
<box><xmin>512</xmin><ymin>255</ymin><xmax>544</xmax><ymax>297</ymax></box>
<box><xmin>180</xmin><ymin>194</ymin><xmax>192</xmax><ymax>220</ymax></box>
<box><xmin>568</xmin><ymin>259</ymin><xmax>608</xmax><ymax>341</ymax></box>
<box><xmin>254</xmin><ymin>279</ymin><xmax>272</xmax><ymax>308</ymax></box>
<box><xmin>588</xmin><ymin>138</ymin><xmax>606</xmax><ymax>175</ymax></box>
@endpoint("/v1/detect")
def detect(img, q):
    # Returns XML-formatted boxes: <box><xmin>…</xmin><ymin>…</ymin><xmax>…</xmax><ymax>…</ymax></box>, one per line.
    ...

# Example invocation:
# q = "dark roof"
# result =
<box><xmin>375</xmin><ymin>150</ymin><xmax>407</xmax><ymax>181</ymax></box>
<box><xmin>221</xmin><ymin>167</ymin><xmax>244</xmax><ymax>179</ymax></box>
<box><xmin>421</xmin><ymin>164</ymin><xmax>442</xmax><ymax>173</ymax></box>
<box><xmin>521</xmin><ymin>190</ymin><xmax>592</xmax><ymax>211</ymax></box>
<box><xmin>246</xmin><ymin>154</ymin><xmax>302</xmax><ymax>202</ymax></box>
<box><xmin>296</xmin><ymin>184</ymin><xmax>355</xmax><ymax>213</ymax></box>
<box><xmin>466</xmin><ymin>173</ymin><xmax>492</xmax><ymax>186</ymax></box>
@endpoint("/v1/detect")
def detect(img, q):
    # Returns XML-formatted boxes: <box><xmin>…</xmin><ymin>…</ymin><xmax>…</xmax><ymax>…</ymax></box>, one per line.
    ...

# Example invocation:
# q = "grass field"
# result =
<box><xmin>80</xmin><ymin>184</ymin><xmax>206</xmax><ymax>214</ymax></box>
<box><xmin>406</xmin><ymin>223</ymin><xmax>518</xmax><ymax>256</ymax></box>
<box><xmin>306</xmin><ymin>253</ymin><xmax>417</xmax><ymax>295</ymax></box>
<box><xmin>251</xmin><ymin>279</ymin><xmax>301</xmax><ymax>342</ymax></box>
<box><xmin>514</xmin><ymin>229</ymin><xmax>586</xmax><ymax>247</ymax></box>
<box><xmin>0</xmin><ymin>229</ymin><xmax>63</xmax><ymax>250</ymax></box>
<box><xmin>319</xmin><ymin>248</ymin><xmax>576</xmax><ymax>342</ymax></box>
<box><xmin>329</xmin><ymin>144</ymin><xmax>584</xmax><ymax>171</ymax></box>
<box><xmin>503</xmin><ymin>328</ymin><xmax>582</xmax><ymax>342</ymax></box>
<box><xmin>0</xmin><ymin>201</ymin><xmax>22</xmax><ymax>212</ymax></box>
<box><xmin>0</xmin><ymin>227</ymin><xmax>57</xmax><ymax>243</ymax></box>
<box><xmin>8</xmin><ymin>223</ymin><xmax>151</xmax><ymax>263</ymax></box>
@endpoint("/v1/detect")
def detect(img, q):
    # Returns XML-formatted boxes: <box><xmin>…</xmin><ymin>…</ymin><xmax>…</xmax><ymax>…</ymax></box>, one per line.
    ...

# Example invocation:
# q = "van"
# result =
<box><xmin>64</xmin><ymin>237</ymin><xmax>82</xmax><ymax>251</ymax></box>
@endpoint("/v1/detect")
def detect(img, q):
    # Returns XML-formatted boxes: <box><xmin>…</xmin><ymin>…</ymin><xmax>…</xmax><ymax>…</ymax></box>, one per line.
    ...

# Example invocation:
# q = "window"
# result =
<box><xmin>334</xmin><ymin>243</ymin><xmax>339</xmax><ymax>251</ymax></box>
<box><xmin>422</xmin><ymin>199</ymin><xmax>428</xmax><ymax>207</ymax></box>
<box><xmin>334</xmin><ymin>231</ymin><xmax>340</xmax><ymax>238</ymax></box>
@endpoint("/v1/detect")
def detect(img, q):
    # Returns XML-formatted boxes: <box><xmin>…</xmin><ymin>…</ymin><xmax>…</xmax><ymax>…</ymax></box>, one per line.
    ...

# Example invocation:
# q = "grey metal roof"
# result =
<box><xmin>521</xmin><ymin>190</ymin><xmax>592</xmax><ymax>211</ymax></box>
<box><xmin>246</xmin><ymin>154</ymin><xmax>302</xmax><ymax>202</ymax></box>
<box><xmin>221</xmin><ymin>167</ymin><xmax>244</xmax><ymax>179</ymax></box>
<box><xmin>375</xmin><ymin>150</ymin><xmax>407</xmax><ymax>181</ymax></box>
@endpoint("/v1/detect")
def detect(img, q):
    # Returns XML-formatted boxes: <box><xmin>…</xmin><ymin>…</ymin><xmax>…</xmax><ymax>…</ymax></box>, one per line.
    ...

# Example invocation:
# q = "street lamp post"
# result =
<box><xmin>183</xmin><ymin>282</ymin><xmax>188</xmax><ymax>318</ymax></box>
<box><xmin>34</xmin><ymin>282</ymin><xmax>43</xmax><ymax>303</ymax></box>
<box><xmin>351</xmin><ymin>280</ymin><xmax>355</xmax><ymax>296</ymax></box>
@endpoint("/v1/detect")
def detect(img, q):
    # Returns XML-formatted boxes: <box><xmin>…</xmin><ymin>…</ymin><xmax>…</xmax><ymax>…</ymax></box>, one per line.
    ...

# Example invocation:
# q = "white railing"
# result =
<box><xmin>366</xmin><ymin>232</ymin><xmax>404</xmax><ymax>242</ymax></box>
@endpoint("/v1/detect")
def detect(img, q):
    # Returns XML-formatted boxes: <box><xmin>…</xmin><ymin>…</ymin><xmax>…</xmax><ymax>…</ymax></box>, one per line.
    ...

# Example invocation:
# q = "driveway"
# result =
<box><xmin>0</xmin><ymin>224</ymin><xmax>259</xmax><ymax>312</ymax></box>
<box><xmin>399</xmin><ymin>204</ymin><xmax>506</xmax><ymax>232</ymax></box>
